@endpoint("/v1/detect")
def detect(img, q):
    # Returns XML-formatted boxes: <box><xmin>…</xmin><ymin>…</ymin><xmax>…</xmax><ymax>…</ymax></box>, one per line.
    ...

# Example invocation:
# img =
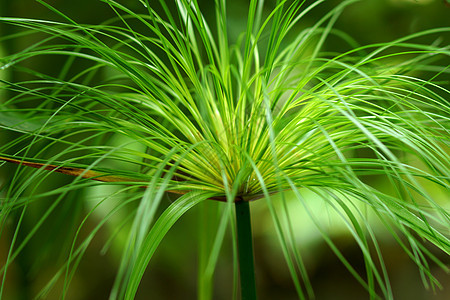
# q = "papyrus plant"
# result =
<box><xmin>1</xmin><ymin>0</ymin><xmax>449</xmax><ymax>299</ymax></box>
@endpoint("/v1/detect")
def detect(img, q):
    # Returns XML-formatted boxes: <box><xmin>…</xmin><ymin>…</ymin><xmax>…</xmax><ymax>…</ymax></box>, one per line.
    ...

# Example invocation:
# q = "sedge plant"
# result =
<box><xmin>0</xmin><ymin>0</ymin><xmax>449</xmax><ymax>299</ymax></box>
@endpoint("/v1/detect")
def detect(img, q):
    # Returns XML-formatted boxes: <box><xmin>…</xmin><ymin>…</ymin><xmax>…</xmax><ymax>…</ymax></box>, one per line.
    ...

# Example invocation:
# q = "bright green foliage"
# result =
<box><xmin>0</xmin><ymin>0</ymin><xmax>449</xmax><ymax>299</ymax></box>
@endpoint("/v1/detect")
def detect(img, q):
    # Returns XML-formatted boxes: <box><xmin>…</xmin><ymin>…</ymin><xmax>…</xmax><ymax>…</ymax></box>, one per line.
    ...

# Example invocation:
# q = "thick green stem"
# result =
<box><xmin>235</xmin><ymin>200</ymin><xmax>257</xmax><ymax>300</ymax></box>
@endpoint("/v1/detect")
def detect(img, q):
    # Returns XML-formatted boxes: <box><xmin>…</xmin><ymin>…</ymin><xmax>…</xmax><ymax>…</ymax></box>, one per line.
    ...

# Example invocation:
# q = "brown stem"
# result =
<box><xmin>0</xmin><ymin>156</ymin><xmax>254</xmax><ymax>202</ymax></box>
<box><xmin>0</xmin><ymin>156</ymin><xmax>136</xmax><ymax>182</ymax></box>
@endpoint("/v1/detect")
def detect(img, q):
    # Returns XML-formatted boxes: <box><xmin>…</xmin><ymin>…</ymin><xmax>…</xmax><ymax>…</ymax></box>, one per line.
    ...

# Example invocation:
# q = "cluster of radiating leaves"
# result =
<box><xmin>0</xmin><ymin>0</ymin><xmax>449</xmax><ymax>299</ymax></box>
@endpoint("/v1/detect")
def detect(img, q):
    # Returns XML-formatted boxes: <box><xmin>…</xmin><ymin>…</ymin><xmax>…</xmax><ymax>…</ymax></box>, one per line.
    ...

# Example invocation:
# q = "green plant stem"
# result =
<box><xmin>235</xmin><ymin>200</ymin><xmax>257</xmax><ymax>300</ymax></box>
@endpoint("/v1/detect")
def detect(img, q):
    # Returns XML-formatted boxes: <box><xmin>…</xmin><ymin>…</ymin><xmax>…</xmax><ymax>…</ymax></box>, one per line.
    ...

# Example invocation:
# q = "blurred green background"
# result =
<box><xmin>0</xmin><ymin>0</ymin><xmax>449</xmax><ymax>299</ymax></box>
